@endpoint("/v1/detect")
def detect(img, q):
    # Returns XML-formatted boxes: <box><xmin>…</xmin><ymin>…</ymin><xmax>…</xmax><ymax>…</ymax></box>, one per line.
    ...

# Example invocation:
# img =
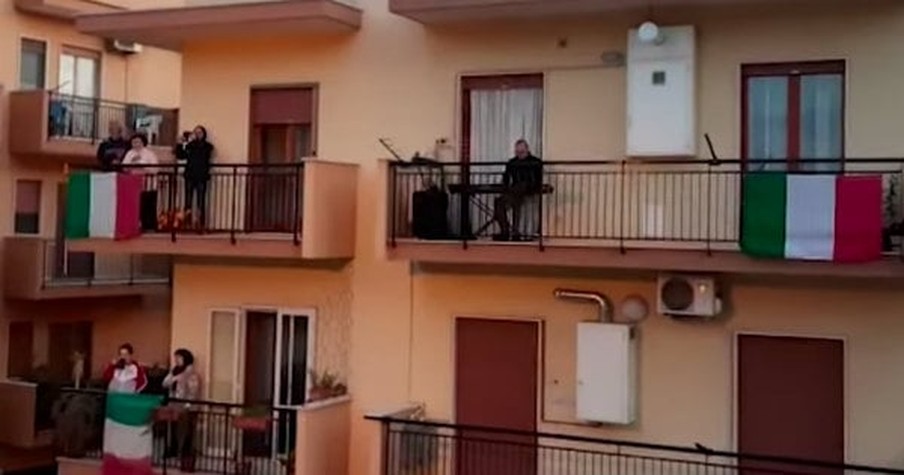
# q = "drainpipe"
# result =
<box><xmin>553</xmin><ymin>289</ymin><xmax>613</xmax><ymax>323</ymax></box>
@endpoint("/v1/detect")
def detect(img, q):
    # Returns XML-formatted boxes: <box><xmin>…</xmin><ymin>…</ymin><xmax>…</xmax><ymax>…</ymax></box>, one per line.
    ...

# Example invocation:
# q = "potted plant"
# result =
<box><xmin>232</xmin><ymin>405</ymin><xmax>271</xmax><ymax>432</ymax></box>
<box><xmin>308</xmin><ymin>370</ymin><xmax>347</xmax><ymax>402</ymax></box>
<box><xmin>52</xmin><ymin>391</ymin><xmax>103</xmax><ymax>458</ymax></box>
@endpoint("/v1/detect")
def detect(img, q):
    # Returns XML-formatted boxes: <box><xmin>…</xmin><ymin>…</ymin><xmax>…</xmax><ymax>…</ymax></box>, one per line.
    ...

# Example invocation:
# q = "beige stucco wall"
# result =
<box><xmin>158</xmin><ymin>0</ymin><xmax>904</xmax><ymax>473</ymax></box>
<box><xmin>0</xmin><ymin>2</ymin><xmax>181</xmax><ymax>378</ymax></box>
<box><xmin>169</xmin><ymin>263</ymin><xmax>353</xmax><ymax>391</ymax></box>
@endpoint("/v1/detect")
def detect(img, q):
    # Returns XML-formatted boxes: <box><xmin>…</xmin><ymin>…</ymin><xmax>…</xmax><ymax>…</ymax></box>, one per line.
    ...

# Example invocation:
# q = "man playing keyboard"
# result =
<box><xmin>494</xmin><ymin>139</ymin><xmax>543</xmax><ymax>241</ymax></box>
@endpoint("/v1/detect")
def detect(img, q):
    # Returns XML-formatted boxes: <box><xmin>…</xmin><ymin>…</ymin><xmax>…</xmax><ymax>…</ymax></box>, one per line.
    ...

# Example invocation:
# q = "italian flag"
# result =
<box><xmin>102</xmin><ymin>393</ymin><xmax>162</xmax><ymax>475</ymax></box>
<box><xmin>65</xmin><ymin>172</ymin><xmax>142</xmax><ymax>240</ymax></box>
<box><xmin>740</xmin><ymin>173</ymin><xmax>883</xmax><ymax>262</ymax></box>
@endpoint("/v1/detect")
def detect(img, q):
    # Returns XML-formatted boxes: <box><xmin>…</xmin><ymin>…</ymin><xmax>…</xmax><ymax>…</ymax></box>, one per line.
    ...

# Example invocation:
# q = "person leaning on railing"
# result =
<box><xmin>122</xmin><ymin>133</ymin><xmax>160</xmax><ymax>232</ymax></box>
<box><xmin>96</xmin><ymin>121</ymin><xmax>129</xmax><ymax>172</ymax></box>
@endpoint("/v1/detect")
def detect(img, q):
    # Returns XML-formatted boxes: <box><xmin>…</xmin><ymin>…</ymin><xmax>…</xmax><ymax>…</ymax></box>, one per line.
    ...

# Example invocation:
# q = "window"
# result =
<box><xmin>19</xmin><ymin>38</ymin><xmax>46</xmax><ymax>90</ymax></box>
<box><xmin>59</xmin><ymin>47</ymin><xmax>100</xmax><ymax>98</ymax></box>
<box><xmin>460</xmin><ymin>74</ymin><xmax>544</xmax><ymax>163</ymax></box>
<box><xmin>15</xmin><ymin>180</ymin><xmax>41</xmax><ymax>234</ymax></box>
<box><xmin>742</xmin><ymin>61</ymin><xmax>845</xmax><ymax>171</ymax></box>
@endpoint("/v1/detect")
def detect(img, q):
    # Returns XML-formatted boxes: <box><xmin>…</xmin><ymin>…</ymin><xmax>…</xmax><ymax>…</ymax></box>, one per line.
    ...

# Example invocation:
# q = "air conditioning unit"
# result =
<box><xmin>657</xmin><ymin>274</ymin><xmax>721</xmax><ymax>318</ymax></box>
<box><xmin>107</xmin><ymin>40</ymin><xmax>143</xmax><ymax>55</ymax></box>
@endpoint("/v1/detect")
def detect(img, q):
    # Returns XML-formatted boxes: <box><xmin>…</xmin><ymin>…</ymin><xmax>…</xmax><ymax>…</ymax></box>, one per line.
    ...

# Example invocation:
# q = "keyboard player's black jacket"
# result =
<box><xmin>502</xmin><ymin>155</ymin><xmax>543</xmax><ymax>194</ymax></box>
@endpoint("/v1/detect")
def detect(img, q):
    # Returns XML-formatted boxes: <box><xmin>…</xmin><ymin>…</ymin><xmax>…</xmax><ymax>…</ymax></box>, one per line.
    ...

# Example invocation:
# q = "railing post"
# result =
<box><xmin>231</xmin><ymin>167</ymin><xmax>238</xmax><ymax>245</ymax></box>
<box><xmin>389</xmin><ymin>163</ymin><xmax>398</xmax><ymax>247</ymax></box>
<box><xmin>293</xmin><ymin>164</ymin><xmax>302</xmax><ymax>246</ymax></box>
<box><xmin>619</xmin><ymin>160</ymin><xmax>626</xmax><ymax>254</ymax></box>
<box><xmin>170</xmin><ymin>163</ymin><xmax>178</xmax><ymax>243</ymax></box>
<box><xmin>381</xmin><ymin>420</ymin><xmax>390</xmax><ymax>475</ymax></box>
<box><xmin>537</xmin><ymin>162</ymin><xmax>545</xmax><ymax>252</ymax></box>
<box><xmin>92</xmin><ymin>97</ymin><xmax>100</xmax><ymax>144</ymax></box>
<box><xmin>706</xmin><ymin>161</ymin><xmax>713</xmax><ymax>256</ymax></box>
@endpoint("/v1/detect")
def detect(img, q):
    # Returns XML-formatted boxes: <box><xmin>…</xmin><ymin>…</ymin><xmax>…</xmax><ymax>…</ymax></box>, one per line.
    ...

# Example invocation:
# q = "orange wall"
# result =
<box><xmin>170</xmin><ymin>263</ymin><xmax>352</xmax><ymax>399</ymax></box>
<box><xmin>0</xmin><ymin>2</ymin><xmax>181</xmax><ymax>378</ymax></box>
<box><xmin>8</xmin><ymin>293</ymin><xmax>172</xmax><ymax>377</ymax></box>
<box><xmin>162</xmin><ymin>0</ymin><xmax>904</xmax><ymax>473</ymax></box>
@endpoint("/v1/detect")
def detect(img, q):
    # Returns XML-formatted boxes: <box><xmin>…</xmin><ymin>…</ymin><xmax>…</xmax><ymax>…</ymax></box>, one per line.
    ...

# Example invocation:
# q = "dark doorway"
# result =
<box><xmin>247</xmin><ymin>87</ymin><xmax>315</xmax><ymax>233</ymax></box>
<box><xmin>47</xmin><ymin>322</ymin><xmax>92</xmax><ymax>383</ymax></box>
<box><xmin>455</xmin><ymin>318</ymin><xmax>538</xmax><ymax>475</ymax></box>
<box><xmin>7</xmin><ymin>322</ymin><xmax>35</xmax><ymax>379</ymax></box>
<box><xmin>738</xmin><ymin>334</ymin><xmax>844</xmax><ymax>474</ymax></box>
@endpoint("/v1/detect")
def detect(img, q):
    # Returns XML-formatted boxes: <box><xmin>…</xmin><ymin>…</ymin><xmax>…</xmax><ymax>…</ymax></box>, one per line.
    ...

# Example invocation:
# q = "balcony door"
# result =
<box><xmin>247</xmin><ymin>87</ymin><xmax>316</xmax><ymax>232</ymax></box>
<box><xmin>55</xmin><ymin>183</ymin><xmax>94</xmax><ymax>281</ymax></box>
<box><xmin>58</xmin><ymin>47</ymin><xmax>100</xmax><ymax>140</ymax></box>
<box><xmin>742</xmin><ymin>60</ymin><xmax>844</xmax><ymax>172</ymax></box>
<box><xmin>207</xmin><ymin>309</ymin><xmax>314</xmax><ymax>457</ymax></box>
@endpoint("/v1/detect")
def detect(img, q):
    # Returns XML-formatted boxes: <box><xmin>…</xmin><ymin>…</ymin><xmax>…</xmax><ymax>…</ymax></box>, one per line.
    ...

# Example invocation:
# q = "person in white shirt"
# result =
<box><xmin>122</xmin><ymin>133</ymin><xmax>160</xmax><ymax>230</ymax></box>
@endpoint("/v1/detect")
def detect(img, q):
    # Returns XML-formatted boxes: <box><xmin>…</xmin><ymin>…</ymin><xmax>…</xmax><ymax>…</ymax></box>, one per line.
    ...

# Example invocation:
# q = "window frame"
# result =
<box><xmin>14</xmin><ymin>179</ymin><xmax>42</xmax><ymax>235</ymax></box>
<box><xmin>18</xmin><ymin>36</ymin><xmax>48</xmax><ymax>90</ymax></box>
<box><xmin>740</xmin><ymin>60</ymin><xmax>846</xmax><ymax>171</ymax></box>
<box><xmin>59</xmin><ymin>45</ymin><xmax>102</xmax><ymax>98</ymax></box>
<box><xmin>459</xmin><ymin>73</ymin><xmax>544</xmax><ymax>164</ymax></box>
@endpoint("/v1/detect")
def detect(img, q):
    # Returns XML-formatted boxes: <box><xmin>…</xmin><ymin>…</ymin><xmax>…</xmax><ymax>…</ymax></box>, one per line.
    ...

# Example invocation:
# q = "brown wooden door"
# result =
<box><xmin>738</xmin><ymin>335</ymin><xmax>844</xmax><ymax>474</ymax></box>
<box><xmin>247</xmin><ymin>87</ymin><xmax>315</xmax><ymax>233</ymax></box>
<box><xmin>455</xmin><ymin>318</ymin><xmax>538</xmax><ymax>475</ymax></box>
<box><xmin>7</xmin><ymin>322</ymin><xmax>35</xmax><ymax>379</ymax></box>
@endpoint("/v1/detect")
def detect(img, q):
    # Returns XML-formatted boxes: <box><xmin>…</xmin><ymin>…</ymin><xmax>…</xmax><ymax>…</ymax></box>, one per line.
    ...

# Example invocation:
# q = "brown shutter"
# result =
<box><xmin>251</xmin><ymin>88</ymin><xmax>313</xmax><ymax>125</ymax></box>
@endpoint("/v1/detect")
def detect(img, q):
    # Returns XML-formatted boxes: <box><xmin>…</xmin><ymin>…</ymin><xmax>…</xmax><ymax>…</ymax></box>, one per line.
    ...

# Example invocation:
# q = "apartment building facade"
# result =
<box><xmin>56</xmin><ymin>0</ymin><xmax>904</xmax><ymax>474</ymax></box>
<box><xmin>0</xmin><ymin>0</ymin><xmax>182</xmax><ymax>388</ymax></box>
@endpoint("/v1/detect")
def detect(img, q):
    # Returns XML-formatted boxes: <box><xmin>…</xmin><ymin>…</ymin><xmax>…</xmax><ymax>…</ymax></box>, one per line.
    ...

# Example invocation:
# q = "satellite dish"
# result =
<box><xmin>638</xmin><ymin>21</ymin><xmax>664</xmax><ymax>45</ymax></box>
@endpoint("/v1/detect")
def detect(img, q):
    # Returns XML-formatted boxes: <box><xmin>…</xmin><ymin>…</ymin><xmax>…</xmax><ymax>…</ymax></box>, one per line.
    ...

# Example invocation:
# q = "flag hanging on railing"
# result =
<box><xmin>740</xmin><ymin>173</ymin><xmax>883</xmax><ymax>262</ymax></box>
<box><xmin>102</xmin><ymin>393</ymin><xmax>163</xmax><ymax>475</ymax></box>
<box><xmin>65</xmin><ymin>172</ymin><xmax>142</xmax><ymax>240</ymax></box>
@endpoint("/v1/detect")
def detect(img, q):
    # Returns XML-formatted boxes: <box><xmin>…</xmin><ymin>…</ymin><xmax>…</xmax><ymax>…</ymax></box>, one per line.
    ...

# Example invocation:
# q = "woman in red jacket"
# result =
<box><xmin>103</xmin><ymin>343</ymin><xmax>147</xmax><ymax>393</ymax></box>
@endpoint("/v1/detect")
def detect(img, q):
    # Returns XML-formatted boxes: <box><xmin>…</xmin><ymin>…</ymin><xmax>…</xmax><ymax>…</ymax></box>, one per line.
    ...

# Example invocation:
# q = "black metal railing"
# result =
<box><xmin>73</xmin><ymin>163</ymin><xmax>306</xmax><ymax>244</ymax></box>
<box><xmin>41</xmin><ymin>239</ymin><xmax>171</xmax><ymax>289</ymax></box>
<box><xmin>368</xmin><ymin>416</ymin><xmax>904</xmax><ymax>475</ymax></box>
<box><xmin>56</xmin><ymin>389</ymin><xmax>297</xmax><ymax>475</ymax></box>
<box><xmin>48</xmin><ymin>92</ymin><xmax>179</xmax><ymax>146</ymax></box>
<box><xmin>387</xmin><ymin>158</ymin><xmax>904</xmax><ymax>253</ymax></box>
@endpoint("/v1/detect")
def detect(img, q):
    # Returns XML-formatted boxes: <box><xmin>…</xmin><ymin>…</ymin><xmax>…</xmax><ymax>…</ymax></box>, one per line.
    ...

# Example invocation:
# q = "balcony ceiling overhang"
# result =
<box><xmin>388</xmin><ymin>0</ymin><xmax>850</xmax><ymax>23</ymax></box>
<box><xmin>15</xmin><ymin>0</ymin><xmax>122</xmax><ymax>22</ymax></box>
<box><xmin>75</xmin><ymin>0</ymin><xmax>363</xmax><ymax>51</ymax></box>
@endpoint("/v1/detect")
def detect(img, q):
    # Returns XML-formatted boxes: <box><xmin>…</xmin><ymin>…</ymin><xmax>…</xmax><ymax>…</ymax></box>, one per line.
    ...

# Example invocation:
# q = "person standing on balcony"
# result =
<box><xmin>174</xmin><ymin>125</ymin><xmax>214</xmax><ymax>230</ymax></box>
<box><xmin>162</xmin><ymin>349</ymin><xmax>201</xmax><ymax>463</ymax></box>
<box><xmin>103</xmin><ymin>343</ymin><xmax>148</xmax><ymax>393</ymax></box>
<box><xmin>494</xmin><ymin>139</ymin><xmax>543</xmax><ymax>241</ymax></box>
<box><xmin>122</xmin><ymin>133</ymin><xmax>161</xmax><ymax>231</ymax></box>
<box><xmin>96</xmin><ymin>121</ymin><xmax>129</xmax><ymax>172</ymax></box>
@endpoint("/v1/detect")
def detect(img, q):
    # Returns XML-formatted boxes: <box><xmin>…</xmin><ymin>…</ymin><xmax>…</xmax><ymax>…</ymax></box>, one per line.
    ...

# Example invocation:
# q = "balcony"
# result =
<box><xmin>54</xmin><ymin>389</ymin><xmax>351</xmax><ymax>475</ymax></box>
<box><xmin>385</xmin><ymin>159</ymin><xmax>904</xmax><ymax>278</ymax></box>
<box><xmin>8</xmin><ymin>90</ymin><xmax>178</xmax><ymax>165</ymax></box>
<box><xmin>0</xmin><ymin>381</ymin><xmax>55</xmax><ymax>449</ymax></box>
<box><xmin>66</xmin><ymin>160</ymin><xmax>358</xmax><ymax>260</ymax></box>
<box><xmin>366</xmin><ymin>414</ymin><xmax>903</xmax><ymax>474</ymax></box>
<box><xmin>388</xmin><ymin>0</ymin><xmax>827</xmax><ymax>23</ymax></box>
<box><xmin>75</xmin><ymin>0</ymin><xmax>363</xmax><ymax>51</ymax></box>
<box><xmin>14</xmin><ymin>0</ymin><xmax>121</xmax><ymax>22</ymax></box>
<box><xmin>3</xmin><ymin>237</ymin><xmax>171</xmax><ymax>300</ymax></box>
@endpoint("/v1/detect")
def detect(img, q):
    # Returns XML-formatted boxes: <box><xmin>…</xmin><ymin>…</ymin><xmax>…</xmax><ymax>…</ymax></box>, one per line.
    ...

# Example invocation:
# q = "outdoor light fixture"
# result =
<box><xmin>637</xmin><ymin>21</ymin><xmax>664</xmax><ymax>45</ymax></box>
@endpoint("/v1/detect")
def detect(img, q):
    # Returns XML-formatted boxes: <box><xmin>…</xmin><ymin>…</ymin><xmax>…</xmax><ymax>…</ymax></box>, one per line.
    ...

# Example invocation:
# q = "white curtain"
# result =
<box><xmin>469</xmin><ymin>88</ymin><xmax>544</xmax><ymax>163</ymax></box>
<box><xmin>450</xmin><ymin>88</ymin><xmax>543</xmax><ymax>237</ymax></box>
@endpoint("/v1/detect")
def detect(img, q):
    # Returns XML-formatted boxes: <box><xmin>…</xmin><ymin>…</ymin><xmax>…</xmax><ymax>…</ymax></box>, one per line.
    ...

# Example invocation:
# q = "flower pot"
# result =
<box><xmin>308</xmin><ymin>387</ymin><xmax>333</xmax><ymax>402</ymax></box>
<box><xmin>233</xmin><ymin>416</ymin><xmax>270</xmax><ymax>432</ymax></box>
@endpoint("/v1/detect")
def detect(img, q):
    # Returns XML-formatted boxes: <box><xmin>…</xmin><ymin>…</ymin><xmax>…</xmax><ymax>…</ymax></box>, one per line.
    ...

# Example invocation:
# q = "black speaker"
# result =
<box><xmin>412</xmin><ymin>187</ymin><xmax>449</xmax><ymax>240</ymax></box>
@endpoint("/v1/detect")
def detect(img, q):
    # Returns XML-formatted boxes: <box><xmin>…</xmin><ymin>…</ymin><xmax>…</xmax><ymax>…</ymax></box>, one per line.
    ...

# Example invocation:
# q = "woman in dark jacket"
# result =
<box><xmin>174</xmin><ymin>125</ymin><xmax>214</xmax><ymax>229</ymax></box>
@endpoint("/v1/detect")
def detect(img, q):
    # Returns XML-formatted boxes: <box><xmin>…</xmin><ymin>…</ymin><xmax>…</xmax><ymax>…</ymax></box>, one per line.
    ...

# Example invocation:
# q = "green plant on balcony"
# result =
<box><xmin>232</xmin><ymin>405</ymin><xmax>272</xmax><ymax>433</ymax></box>
<box><xmin>308</xmin><ymin>369</ymin><xmax>347</xmax><ymax>402</ymax></box>
<box><xmin>52</xmin><ymin>392</ymin><xmax>102</xmax><ymax>458</ymax></box>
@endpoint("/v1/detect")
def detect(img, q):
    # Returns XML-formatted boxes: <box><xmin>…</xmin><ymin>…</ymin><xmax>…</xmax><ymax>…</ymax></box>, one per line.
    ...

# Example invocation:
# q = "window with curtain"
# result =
<box><xmin>59</xmin><ymin>48</ymin><xmax>100</xmax><ymax>98</ymax></box>
<box><xmin>19</xmin><ymin>38</ymin><xmax>46</xmax><ymax>90</ymax></box>
<box><xmin>462</xmin><ymin>74</ymin><xmax>544</xmax><ymax>163</ymax></box>
<box><xmin>743</xmin><ymin>61</ymin><xmax>844</xmax><ymax>172</ymax></box>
